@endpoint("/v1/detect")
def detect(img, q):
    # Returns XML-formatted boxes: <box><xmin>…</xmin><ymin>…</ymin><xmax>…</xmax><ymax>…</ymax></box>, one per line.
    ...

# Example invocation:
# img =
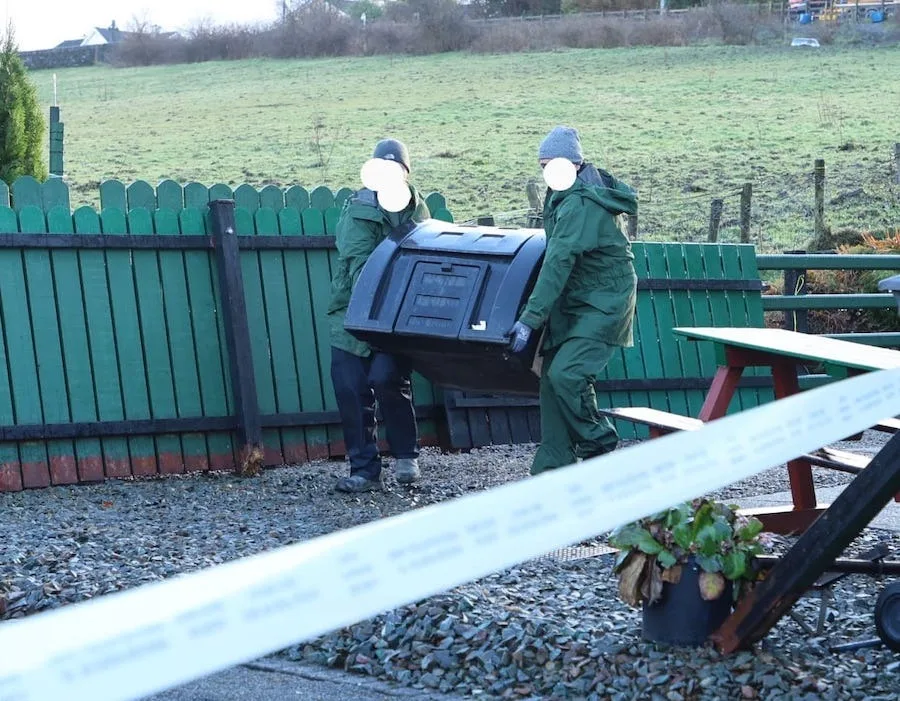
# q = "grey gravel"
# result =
<box><xmin>1</xmin><ymin>433</ymin><xmax>898</xmax><ymax>700</ymax></box>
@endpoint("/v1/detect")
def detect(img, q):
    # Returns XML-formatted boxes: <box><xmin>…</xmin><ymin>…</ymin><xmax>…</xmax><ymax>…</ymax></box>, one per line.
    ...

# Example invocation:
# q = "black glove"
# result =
<box><xmin>508</xmin><ymin>321</ymin><xmax>532</xmax><ymax>353</ymax></box>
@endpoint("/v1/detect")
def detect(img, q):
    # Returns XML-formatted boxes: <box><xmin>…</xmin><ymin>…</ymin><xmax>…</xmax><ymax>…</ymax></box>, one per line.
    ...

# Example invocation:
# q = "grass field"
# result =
<box><xmin>33</xmin><ymin>44</ymin><xmax>900</xmax><ymax>250</ymax></box>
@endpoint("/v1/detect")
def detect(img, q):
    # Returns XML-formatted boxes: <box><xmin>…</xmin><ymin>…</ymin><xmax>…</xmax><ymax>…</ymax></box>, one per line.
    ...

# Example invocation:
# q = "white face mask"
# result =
<box><xmin>360</xmin><ymin>158</ymin><xmax>407</xmax><ymax>192</ymax></box>
<box><xmin>377</xmin><ymin>185</ymin><xmax>412</xmax><ymax>213</ymax></box>
<box><xmin>541</xmin><ymin>158</ymin><xmax>577</xmax><ymax>191</ymax></box>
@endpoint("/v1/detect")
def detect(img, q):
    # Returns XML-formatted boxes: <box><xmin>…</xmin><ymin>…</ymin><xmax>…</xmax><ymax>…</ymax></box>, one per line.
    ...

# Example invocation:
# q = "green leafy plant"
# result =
<box><xmin>0</xmin><ymin>23</ymin><xmax>46</xmax><ymax>184</ymax></box>
<box><xmin>608</xmin><ymin>498</ymin><xmax>769</xmax><ymax>608</ymax></box>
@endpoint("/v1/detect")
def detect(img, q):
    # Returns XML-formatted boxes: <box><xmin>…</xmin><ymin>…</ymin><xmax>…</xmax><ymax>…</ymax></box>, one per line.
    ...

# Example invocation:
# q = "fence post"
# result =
<box><xmin>894</xmin><ymin>143</ymin><xmax>900</xmax><ymax>185</ymax></box>
<box><xmin>814</xmin><ymin>159</ymin><xmax>826</xmax><ymax>241</ymax></box>
<box><xmin>48</xmin><ymin>106</ymin><xmax>64</xmax><ymax>177</ymax></box>
<box><xmin>208</xmin><ymin>199</ymin><xmax>264</xmax><ymax>476</ymax></box>
<box><xmin>626</xmin><ymin>214</ymin><xmax>638</xmax><ymax>239</ymax></box>
<box><xmin>708</xmin><ymin>198</ymin><xmax>724</xmax><ymax>242</ymax></box>
<box><xmin>782</xmin><ymin>250</ymin><xmax>809</xmax><ymax>333</ymax></box>
<box><xmin>739</xmin><ymin>183</ymin><xmax>752</xmax><ymax>244</ymax></box>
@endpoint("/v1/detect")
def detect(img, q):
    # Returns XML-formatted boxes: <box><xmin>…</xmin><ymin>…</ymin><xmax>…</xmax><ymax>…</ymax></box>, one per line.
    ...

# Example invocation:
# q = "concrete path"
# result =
<box><xmin>143</xmin><ymin>658</ymin><xmax>460</xmax><ymax>701</ymax></box>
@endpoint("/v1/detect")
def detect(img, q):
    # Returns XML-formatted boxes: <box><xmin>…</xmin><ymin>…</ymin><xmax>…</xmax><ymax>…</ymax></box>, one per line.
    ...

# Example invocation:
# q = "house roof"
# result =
<box><xmin>94</xmin><ymin>26</ymin><xmax>126</xmax><ymax>43</ymax></box>
<box><xmin>54</xmin><ymin>39</ymin><xmax>84</xmax><ymax>49</ymax></box>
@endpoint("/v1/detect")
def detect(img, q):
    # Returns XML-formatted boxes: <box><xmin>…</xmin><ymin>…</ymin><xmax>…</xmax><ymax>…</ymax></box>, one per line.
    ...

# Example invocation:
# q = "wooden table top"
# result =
<box><xmin>673</xmin><ymin>327</ymin><xmax>900</xmax><ymax>372</ymax></box>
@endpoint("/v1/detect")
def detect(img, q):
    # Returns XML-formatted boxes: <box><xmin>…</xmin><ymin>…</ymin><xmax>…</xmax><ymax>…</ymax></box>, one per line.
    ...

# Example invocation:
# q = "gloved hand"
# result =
<box><xmin>508</xmin><ymin>321</ymin><xmax>532</xmax><ymax>353</ymax></box>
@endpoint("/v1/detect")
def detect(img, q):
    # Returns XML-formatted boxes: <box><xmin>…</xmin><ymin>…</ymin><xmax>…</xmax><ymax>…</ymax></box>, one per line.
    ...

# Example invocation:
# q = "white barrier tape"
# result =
<box><xmin>1</xmin><ymin>369</ymin><xmax>899</xmax><ymax>701</ymax></box>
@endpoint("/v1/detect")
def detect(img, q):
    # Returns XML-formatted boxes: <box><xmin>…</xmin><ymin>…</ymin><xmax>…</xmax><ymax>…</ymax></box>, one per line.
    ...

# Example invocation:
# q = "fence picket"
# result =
<box><xmin>256</xmin><ymin>207</ymin><xmax>306</xmax><ymax>464</ymax></box>
<box><xmin>285</xmin><ymin>185</ymin><xmax>310</xmax><ymax>212</ymax></box>
<box><xmin>0</xmin><ymin>206</ymin><xmax>26</xmax><ymax>490</ymax></box>
<box><xmin>279</xmin><ymin>208</ymin><xmax>329</xmax><ymax>460</ymax></box>
<box><xmin>19</xmin><ymin>205</ymin><xmax>75</xmax><ymax>485</ymax></box>
<box><xmin>11</xmin><ymin>177</ymin><xmax>42</xmax><ymax>212</ymax></box>
<box><xmin>157</xmin><ymin>180</ymin><xmax>184</xmax><ymax>211</ymax></box>
<box><xmin>235</xmin><ymin>206</ymin><xmax>283</xmax><ymax>466</ymax></box>
<box><xmin>180</xmin><ymin>208</ymin><xmax>235</xmax><ymax>470</ymax></box>
<box><xmin>156</xmin><ymin>207</ymin><xmax>207</xmax><ymax>472</ymax></box>
<box><xmin>47</xmin><ymin>205</ymin><xmax>104</xmax><ymax>482</ymax></box>
<box><xmin>259</xmin><ymin>185</ymin><xmax>284</xmax><ymax>212</ymax></box>
<box><xmin>74</xmin><ymin>205</ymin><xmax>131</xmax><ymax>479</ymax></box>
<box><xmin>42</xmin><ymin>177</ymin><xmax>70</xmax><ymax>212</ymax></box>
<box><xmin>126</xmin><ymin>180</ymin><xmax>156</xmax><ymax>211</ymax></box>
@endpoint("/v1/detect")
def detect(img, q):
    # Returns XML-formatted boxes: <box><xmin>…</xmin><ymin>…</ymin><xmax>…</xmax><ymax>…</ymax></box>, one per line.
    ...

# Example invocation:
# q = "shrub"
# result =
<box><xmin>0</xmin><ymin>24</ymin><xmax>46</xmax><ymax>183</ymax></box>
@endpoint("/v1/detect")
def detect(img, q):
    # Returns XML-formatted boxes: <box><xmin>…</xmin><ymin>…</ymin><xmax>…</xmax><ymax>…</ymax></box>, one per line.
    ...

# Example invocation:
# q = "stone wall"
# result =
<box><xmin>19</xmin><ymin>45</ymin><xmax>112</xmax><ymax>71</ymax></box>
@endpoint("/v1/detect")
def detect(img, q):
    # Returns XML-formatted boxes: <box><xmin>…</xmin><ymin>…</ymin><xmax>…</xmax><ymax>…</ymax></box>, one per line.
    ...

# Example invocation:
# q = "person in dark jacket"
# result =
<box><xmin>509</xmin><ymin>126</ymin><xmax>638</xmax><ymax>475</ymax></box>
<box><xmin>327</xmin><ymin>139</ymin><xmax>431</xmax><ymax>492</ymax></box>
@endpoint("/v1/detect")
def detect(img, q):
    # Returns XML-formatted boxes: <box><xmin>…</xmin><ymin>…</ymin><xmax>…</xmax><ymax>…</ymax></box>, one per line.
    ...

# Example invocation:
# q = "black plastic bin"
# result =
<box><xmin>344</xmin><ymin>219</ymin><xmax>546</xmax><ymax>395</ymax></box>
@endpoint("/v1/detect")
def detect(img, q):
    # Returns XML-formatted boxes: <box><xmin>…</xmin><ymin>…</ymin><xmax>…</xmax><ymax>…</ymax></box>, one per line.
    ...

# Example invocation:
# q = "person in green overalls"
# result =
<box><xmin>327</xmin><ymin>139</ymin><xmax>431</xmax><ymax>492</ymax></box>
<box><xmin>508</xmin><ymin>126</ymin><xmax>638</xmax><ymax>475</ymax></box>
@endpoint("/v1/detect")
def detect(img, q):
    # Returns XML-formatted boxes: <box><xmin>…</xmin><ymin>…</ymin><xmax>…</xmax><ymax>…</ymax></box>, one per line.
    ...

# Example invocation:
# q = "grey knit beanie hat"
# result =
<box><xmin>538</xmin><ymin>126</ymin><xmax>584</xmax><ymax>164</ymax></box>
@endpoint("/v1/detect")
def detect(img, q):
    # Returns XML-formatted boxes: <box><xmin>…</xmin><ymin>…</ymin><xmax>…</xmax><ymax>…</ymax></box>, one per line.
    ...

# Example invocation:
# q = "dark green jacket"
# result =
<box><xmin>519</xmin><ymin>164</ymin><xmax>638</xmax><ymax>351</ymax></box>
<box><xmin>328</xmin><ymin>185</ymin><xmax>430</xmax><ymax>357</ymax></box>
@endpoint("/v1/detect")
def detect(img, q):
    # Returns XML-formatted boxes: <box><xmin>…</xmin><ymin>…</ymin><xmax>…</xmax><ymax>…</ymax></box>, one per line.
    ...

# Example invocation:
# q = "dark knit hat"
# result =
<box><xmin>373</xmin><ymin>138</ymin><xmax>411</xmax><ymax>173</ymax></box>
<box><xmin>538</xmin><ymin>126</ymin><xmax>584</xmax><ymax>164</ymax></box>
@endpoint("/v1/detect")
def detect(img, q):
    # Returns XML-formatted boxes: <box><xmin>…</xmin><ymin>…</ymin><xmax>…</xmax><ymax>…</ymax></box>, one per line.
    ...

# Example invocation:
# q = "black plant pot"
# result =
<box><xmin>642</xmin><ymin>559</ymin><xmax>733</xmax><ymax>646</ymax></box>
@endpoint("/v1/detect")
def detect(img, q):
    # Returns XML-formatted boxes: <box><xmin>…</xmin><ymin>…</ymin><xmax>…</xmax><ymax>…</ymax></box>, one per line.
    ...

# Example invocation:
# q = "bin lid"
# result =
<box><xmin>399</xmin><ymin>220</ymin><xmax>541</xmax><ymax>256</ymax></box>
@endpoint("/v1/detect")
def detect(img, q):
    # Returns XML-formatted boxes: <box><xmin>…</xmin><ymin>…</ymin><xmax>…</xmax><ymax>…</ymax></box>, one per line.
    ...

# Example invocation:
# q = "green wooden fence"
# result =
<box><xmin>0</xmin><ymin>176</ymin><xmax>453</xmax><ymax>491</ymax></box>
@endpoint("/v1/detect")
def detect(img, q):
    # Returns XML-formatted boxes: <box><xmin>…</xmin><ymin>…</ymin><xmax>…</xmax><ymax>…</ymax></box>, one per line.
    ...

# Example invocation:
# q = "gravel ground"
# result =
<box><xmin>1</xmin><ymin>432</ymin><xmax>898</xmax><ymax>700</ymax></box>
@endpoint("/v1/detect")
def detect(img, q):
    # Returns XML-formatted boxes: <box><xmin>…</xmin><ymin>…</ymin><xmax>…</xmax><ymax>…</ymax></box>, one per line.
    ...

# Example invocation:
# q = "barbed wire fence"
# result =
<box><xmin>489</xmin><ymin>143</ymin><xmax>900</xmax><ymax>253</ymax></box>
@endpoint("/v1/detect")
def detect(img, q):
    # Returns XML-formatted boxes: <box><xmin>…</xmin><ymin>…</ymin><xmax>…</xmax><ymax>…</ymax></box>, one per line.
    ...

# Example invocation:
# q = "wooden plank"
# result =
<box><xmin>99</xmin><ymin>180</ymin><xmax>127</xmax><ymax>212</ymax></box>
<box><xmin>0</xmin><ymin>206</ymin><xmax>24</xmax><ymax>489</ymax></box>
<box><xmin>279</xmin><ymin>207</ymin><xmax>329</xmax><ymax>460</ymax></box>
<box><xmin>467</xmin><ymin>405</ymin><xmax>493</xmax><ymax>448</ymax></box>
<box><xmin>19</xmin><ymin>205</ymin><xmax>76</xmax><ymax>485</ymax></box>
<box><xmin>443</xmin><ymin>391</ymin><xmax>473</xmax><ymax>450</ymax></box>
<box><xmin>179</xmin><ymin>208</ymin><xmax>234</xmax><ymax>470</ymax></box>
<box><xmin>208</xmin><ymin>200</ymin><xmax>262</xmax><ymax>472</ymax></box>
<box><xmin>155</xmin><ymin>207</ymin><xmax>206</xmax><ymax>473</ymax></box>
<box><xmin>102</xmin><ymin>207</ymin><xmax>155</xmax><ymax>476</ymax></box>
<box><xmin>301</xmin><ymin>207</ymin><xmax>343</xmax><ymax>455</ymax></box>
<box><xmin>73</xmin><ymin>206</ymin><xmax>130</xmax><ymax>479</ymax></box>
<box><xmin>674</xmin><ymin>327</ymin><xmax>900</xmax><ymax>372</ymax></box>
<box><xmin>11</xmin><ymin>176</ymin><xmax>42</xmax><ymax>212</ymax></box>
<box><xmin>718</xmin><ymin>244</ymin><xmax>763</xmax><ymax>411</ymax></box>
<box><xmin>259</xmin><ymin>185</ymin><xmax>284</xmax><ymax>212</ymax></box>
<box><xmin>598</xmin><ymin>406</ymin><xmax>703</xmax><ymax>433</ymax></box>
<box><xmin>131</xmin><ymin>206</ymin><xmax>181</xmax><ymax>475</ymax></box>
<box><xmin>623</xmin><ymin>243</ymin><xmax>666</xmax><ymax>439</ymax></box>
<box><xmin>646</xmin><ymin>244</ymin><xmax>692</xmax><ymax>420</ymax></box>
<box><xmin>310</xmin><ymin>186</ymin><xmax>334</xmax><ymax>212</ymax></box>
<box><xmin>256</xmin><ymin>207</ymin><xmax>306</xmax><ymax>465</ymax></box>
<box><xmin>487</xmin><ymin>403</ymin><xmax>513</xmax><ymax>447</ymax></box>
<box><xmin>42</xmin><ymin>178</ymin><xmax>70</xmax><ymax>213</ymax></box>
<box><xmin>46</xmin><ymin>206</ymin><xmax>103</xmax><ymax>483</ymax></box>
<box><xmin>235</xmin><ymin>206</ymin><xmax>282</xmax><ymax>466</ymax></box>
<box><xmin>127</xmin><ymin>180</ymin><xmax>156</xmax><ymax>211</ymax></box>
<box><xmin>208</xmin><ymin>183</ymin><xmax>233</xmax><ymax>202</ymax></box>
<box><xmin>284</xmin><ymin>185</ymin><xmax>310</xmax><ymax>212</ymax></box>
<box><xmin>506</xmin><ymin>407</ymin><xmax>532</xmax><ymax>445</ymax></box>
<box><xmin>714</xmin><ymin>433</ymin><xmax>900</xmax><ymax>652</ymax></box>
<box><xmin>184</xmin><ymin>182</ymin><xmax>209</xmax><ymax>209</ymax></box>
<box><xmin>425</xmin><ymin>192</ymin><xmax>446</xmax><ymax>213</ymax></box>
<box><xmin>334</xmin><ymin>187</ymin><xmax>353</xmax><ymax>208</ymax></box>
<box><xmin>697</xmin><ymin>244</ymin><xmax>746</xmax><ymax>412</ymax></box>
<box><xmin>233</xmin><ymin>184</ymin><xmax>259</xmax><ymax>214</ymax></box>
<box><xmin>157</xmin><ymin>180</ymin><xmax>184</xmax><ymax>212</ymax></box>
<box><xmin>609</xmin><ymin>244</ymin><xmax>650</xmax><ymax>437</ymax></box>
<box><xmin>736</xmin><ymin>245</ymin><xmax>774</xmax><ymax>405</ymax></box>
<box><xmin>432</xmin><ymin>208</ymin><xmax>454</xmax><ymax>223</ymax></box>
<box><xmin>680</xmin><ymin>244</ymin><xmax>719</xmax><ymax>416</ymax></box>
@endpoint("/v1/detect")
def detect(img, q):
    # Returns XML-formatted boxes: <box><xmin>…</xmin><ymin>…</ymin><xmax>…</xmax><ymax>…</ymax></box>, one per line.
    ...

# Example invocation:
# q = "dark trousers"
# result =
<box><xmin>330</xmin><ymin>347</ymin><xmax>419</xmax><ymax>480</ymax></box>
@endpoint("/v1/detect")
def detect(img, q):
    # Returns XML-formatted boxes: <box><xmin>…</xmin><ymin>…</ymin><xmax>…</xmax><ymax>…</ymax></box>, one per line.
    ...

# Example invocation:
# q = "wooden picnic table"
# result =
<box><xmin>673</xmin><ymin>326</ymin><xmax>900</xmax><ymax>533</ymax></box>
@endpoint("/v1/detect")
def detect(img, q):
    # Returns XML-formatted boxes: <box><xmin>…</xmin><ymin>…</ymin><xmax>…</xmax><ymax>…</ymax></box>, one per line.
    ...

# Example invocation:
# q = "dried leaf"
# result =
<box><xmin>617</xmin><ymin>552</ymin><xmax>648</xmax><ymax>608</ymax></box>
<box><xmin>699</xmin><ymin>571</ymin><xmax>726</xmax><ymax>601</ymax></box>
<box><xmin>644</xmin><ymin>562</ymin><xmax>664</xmax><ymax>605</ymax></box>
<box><xmin>661</xmin><ymin>564</ymin><xmax>682</xmax><ymax>585</ymax></box>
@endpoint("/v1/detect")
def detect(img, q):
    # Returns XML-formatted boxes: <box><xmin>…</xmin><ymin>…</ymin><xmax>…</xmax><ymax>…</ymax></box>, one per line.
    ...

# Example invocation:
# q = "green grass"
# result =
<box><xmin>33</xmin><ymin>44</ymin><xmax>900</xmax><ymax>250</ymax></box>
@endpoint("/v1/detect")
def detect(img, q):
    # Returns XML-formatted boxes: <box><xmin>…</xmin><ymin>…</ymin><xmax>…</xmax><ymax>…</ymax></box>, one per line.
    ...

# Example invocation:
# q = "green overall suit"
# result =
<box><xmin>517</xmin><ymin>164</ymin><xmax>638</xmax><ymax>475</ymax></box>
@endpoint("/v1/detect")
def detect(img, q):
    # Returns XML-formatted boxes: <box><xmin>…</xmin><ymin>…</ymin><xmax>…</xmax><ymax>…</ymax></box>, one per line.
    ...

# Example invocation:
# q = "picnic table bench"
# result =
<box><xmin>600</xmin><ymin>327</ymin><xmax>900</xmax><ymax>534</ymax></box>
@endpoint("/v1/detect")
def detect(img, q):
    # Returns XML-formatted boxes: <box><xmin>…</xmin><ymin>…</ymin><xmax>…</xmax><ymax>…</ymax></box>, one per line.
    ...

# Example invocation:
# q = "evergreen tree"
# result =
<box><xmin>0</xmin><ymin>23</ymin><xmax>46</xmax><ymax>184</ymax></box>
